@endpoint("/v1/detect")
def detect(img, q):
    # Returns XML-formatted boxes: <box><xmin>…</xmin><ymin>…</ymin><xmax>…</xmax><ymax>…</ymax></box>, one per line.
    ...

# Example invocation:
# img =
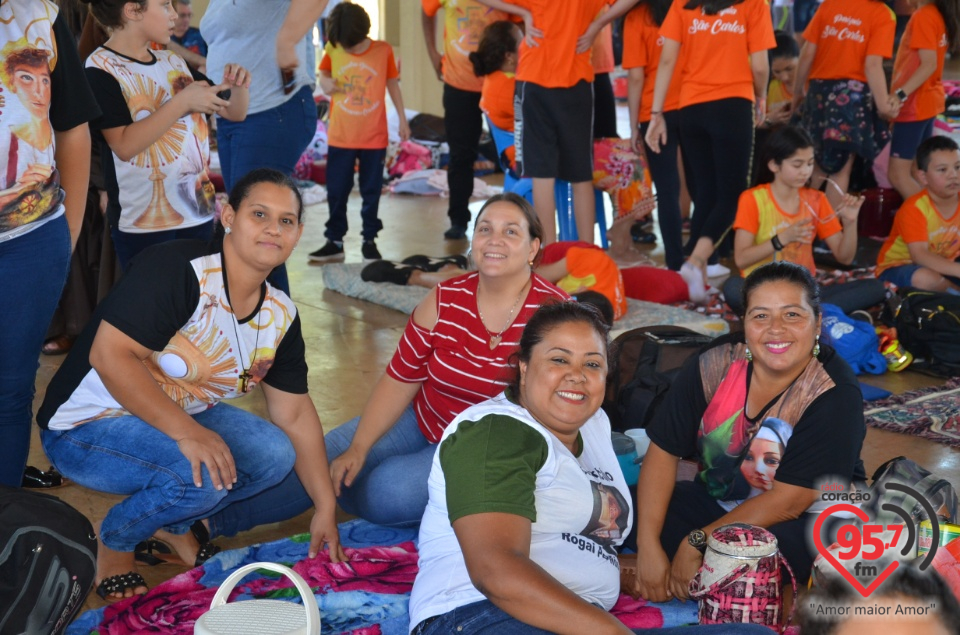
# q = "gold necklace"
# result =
<box><xmin>477</xmin><ymin>278</ymin><xmax>530</xmax><ymax>350</ymax></box>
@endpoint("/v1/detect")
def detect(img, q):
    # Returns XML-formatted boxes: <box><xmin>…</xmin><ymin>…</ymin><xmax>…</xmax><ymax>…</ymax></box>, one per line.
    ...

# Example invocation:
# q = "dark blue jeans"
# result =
<box><xmin>0</xmin><ymin>215</ymin><xmax>71</xmax><ymax>486</ymax></box>
<box><xmin>217</xmin><ymin>85</ymin><xmax>316</xmax><ymax>295</ymax></box>
<box><xmin>641</xmin><ymin>111</ymin><xmax>684</xmax><ymax>271</ymax></box>
<box><xmin>111</xmin><ymin>220</ymin><xmax>213</xmax><ymax>272</ymax></box>
<box><xmin>415</xmin><ymin>599</ymin><xmax>774</xmax><ymax>634</ymax></box>
<box><xmin>324</xmin><ymin>146</ymin><xmax>386</xmax><ymax>243</ymax></box>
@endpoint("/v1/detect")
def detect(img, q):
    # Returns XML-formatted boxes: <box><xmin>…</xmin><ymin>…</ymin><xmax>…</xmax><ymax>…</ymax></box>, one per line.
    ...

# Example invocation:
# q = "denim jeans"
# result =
<box><xmin>443</xmin><ymin>83</ymin><xmax>483</xmax><ymax>228</ymax></box>
<box><xmin>216</xmin><ymin>85</ymin><xmax>317</xmax><ymax>192</ymax></box>
<box><xmin>40</xmin><ymin>403</ymin><xmax>295</xmax><ymax>552</ymax></box>
<box><xmin>415</xmin><ymin>599</ymin><xmax>774</xmax><ymax>635</ymax></box>
<box><xmin>111</xmin><ymin>220</ymin><xmax>213</xmax><ymax>272</ymax></box>
<box><xmin>209</xmin><ymin>404</ymin><xmax>436</xmax><ymax>537</ymax></box>
<box><xmin>324</xmin><ymin>146</ymin><xmax>386</xmax><ymax>243</ymax></box>
<box><xmin>640</xmin><ymin>111</ymin><xmax>684</xmax><ymax>271</ymax></box>
<box><xmin>0</xmin><ymin>216</ymin><xmax>71</xmax><ymax>486</ymax></box>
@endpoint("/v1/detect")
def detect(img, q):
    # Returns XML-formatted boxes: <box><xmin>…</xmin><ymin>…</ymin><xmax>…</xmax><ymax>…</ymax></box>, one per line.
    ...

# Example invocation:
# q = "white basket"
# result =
<box><xmin>194</xmin><ymin>563</ymin><xmax>320</xmax><ymax>635</ymax></box>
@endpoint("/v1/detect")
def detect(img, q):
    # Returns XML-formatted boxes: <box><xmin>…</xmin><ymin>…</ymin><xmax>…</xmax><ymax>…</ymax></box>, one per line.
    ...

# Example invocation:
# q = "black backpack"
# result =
<box><xmin>0</xmin><ymin>486</ymin><xmax>97</xmax><ymax>635</ymax></box>
<box><xmin>603</xmin><ymin>326</ymin><xmax>714</xmax><ymax>432</ymax></box>
<box><xmin>894</xmin><ymin>288</ymin><xmax>960</xmax><ymax>376</ymax></box>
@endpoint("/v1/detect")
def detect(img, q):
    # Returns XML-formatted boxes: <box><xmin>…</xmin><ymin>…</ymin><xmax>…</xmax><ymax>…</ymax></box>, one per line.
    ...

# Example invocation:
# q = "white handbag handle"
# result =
<box><xmin>208</xmin><ymin>562</ymin><xmax>320</xmax><ymax>635</ymax></box>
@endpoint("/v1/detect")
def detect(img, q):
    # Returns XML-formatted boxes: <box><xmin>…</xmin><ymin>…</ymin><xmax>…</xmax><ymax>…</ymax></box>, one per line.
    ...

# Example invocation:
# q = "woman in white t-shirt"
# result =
<box><xmin>37</xmin><ymin>169</ymin><xmax>343</xmax><ymax>603</ymax></box>
<box><xmin>409</xmin><ymin>301</ymin><xmax>770</xmax><ymax>635</ymax></box>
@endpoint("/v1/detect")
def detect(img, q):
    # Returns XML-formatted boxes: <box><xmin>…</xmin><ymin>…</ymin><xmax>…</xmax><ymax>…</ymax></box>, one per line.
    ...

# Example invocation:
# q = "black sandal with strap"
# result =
<box><xmin>194</xmin><ymin>541</ymin><xmax>221</xmax><ymax>567</ymax></box>
<box><xmin>96</xmin><ymin>571</ymin><xmax>148</xmax><ymax>602</ymax></box>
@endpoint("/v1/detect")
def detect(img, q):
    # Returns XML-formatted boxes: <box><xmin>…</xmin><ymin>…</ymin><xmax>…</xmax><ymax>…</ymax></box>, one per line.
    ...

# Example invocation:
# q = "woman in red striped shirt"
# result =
<box><xmin>207</xmin><ymin>193</ymin><xmax>567</xmax><ymax>534</ymax></box>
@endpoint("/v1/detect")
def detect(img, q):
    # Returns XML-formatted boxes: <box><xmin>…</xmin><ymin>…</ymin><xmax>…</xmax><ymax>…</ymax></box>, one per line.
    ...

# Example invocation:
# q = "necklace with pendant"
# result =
<box><xmin>477</xmin><ymin>278</ymin><xmax>530</xmax><ymax>350</ymax></box>
<box><xmin>229</xmin><ymin>304</ymin><xmax>261</xmax><ymax>392</ymax></box>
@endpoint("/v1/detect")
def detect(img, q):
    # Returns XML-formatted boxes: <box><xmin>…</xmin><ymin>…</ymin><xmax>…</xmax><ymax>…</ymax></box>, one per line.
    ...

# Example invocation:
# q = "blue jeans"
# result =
<box><xmin>209</xmin><ymin>404</ymin><xmax>436</xmax><ymax>536</ymax></box>
<box><xmin>324</xmin><ymin>146</ymin><xmax>386</xmax><ymax>243</ymax></box>
<box><xmin>415</xmin><ymin>599</ymin><xmax>774</xmax><ymax>634</ymax></box>
<box><xmin>216</xmin><ymin>85</ymin><xmax>317</xmax><ymax>192</ymax></box>
<box><xmin>111</xmin><ymin>220</ymin><xmax>213</xmax><ymax>271</ymax></box>
<box><xmin>0</xmin><ymin>216</ymin><xmax>71</xmax><ymax>486</ymax></box>
<box><xmin>40</xmin><ymin>403</ymin><xmax>295</xmax><ymax>552</ymax></box>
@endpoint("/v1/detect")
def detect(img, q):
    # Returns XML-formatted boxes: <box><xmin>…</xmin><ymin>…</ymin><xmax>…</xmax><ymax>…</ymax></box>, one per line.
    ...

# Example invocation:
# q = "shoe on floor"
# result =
<box><xmin>41</xmin><ymin>335</ymin><xmax>75</xmax><ymax>356</ymax></box>
<box><xmin>444</xmin><ymin>224</ymin><xmax>468</xmax><ymax>240</ymax></box>
<box><xmin>361</xmin><ymin>260</ymin><xmax>415</xmax><ymax>285</ymax></box>
<box><xmin>362</xmin><ymin>241</ymin><xmax>382</xmax><ymax>262</ymax></box>
<box><xmin>630</xmin><ymin>222</ymin><xmax>657</xmax><ymax>244</ymax></box>
<box><xmin>706</xmin><ymin>263</ymin><xmax>730</xmax><ymax>277</ymax></box>
<box><xmin>401</xmin><ymin>254</ymin><xmax>468</xmax><ymax>271</ymax></box>
<box><xmin>308</xmin><ymin>241</ymin><xmax>344</xmax><ymax>264</ymax></box>
<box><xmin>22</xmin><ymin>465</ymin><xmax>64</xmax><ymax>489</ymax></box>
<box><xmin>680</xmin><ymin>262</ymin><xmax>707</xmax><ymax>305</ymax></box>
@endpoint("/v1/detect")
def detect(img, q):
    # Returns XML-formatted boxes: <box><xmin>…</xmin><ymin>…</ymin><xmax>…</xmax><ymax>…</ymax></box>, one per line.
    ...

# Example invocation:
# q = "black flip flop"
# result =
<box><xmin>134</xmin><ymin>538</ymin><xmax>178</xmax><ymax>566</ymax></box>
<box><xmin>96</xmin><ymin>571</ymin><xmax>148</xmax><ymax>602</ymax></box>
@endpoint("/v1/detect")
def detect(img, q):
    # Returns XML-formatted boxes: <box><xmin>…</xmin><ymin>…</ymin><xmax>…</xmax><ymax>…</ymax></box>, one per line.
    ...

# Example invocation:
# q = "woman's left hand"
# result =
<box><xmin>223</xmin><ymin>64</ymin><xmax>251</xmax><ymax>90</ymax></box>
<box><xmin>308</xmin><ymin>508</ymin><xmax>346</xmax><ymax>562</ymax></box>
<box><xmin>575</xmin><ymin>21</ymin><xmax>601</xmax><ymax>54</ymax></box>
<box><xmin>669</xmin><ymin>542</ymin><xmax>703</xmax><ymax>601</ymax></box>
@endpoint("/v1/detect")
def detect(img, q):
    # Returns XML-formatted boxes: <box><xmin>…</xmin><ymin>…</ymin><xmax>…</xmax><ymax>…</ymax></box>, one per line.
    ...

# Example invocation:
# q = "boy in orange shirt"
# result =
<box><xmin>308</xmin><ymin>4</ymin><xmax>410</xmax><ymax>264</ymax></box>
<box><xmin>422</xmin><ymin>0</ymin><xmax>511</xmax><ymax>240</ymax></box>
<box><xmin>877</xmin><ymin>136</ymin><xmax>960</xmax><ymax>293</ymax></box>
<box><xmin>476</xmin><ymin>0</ymin><xmax>636</xmax><ymax>245</ymax></box>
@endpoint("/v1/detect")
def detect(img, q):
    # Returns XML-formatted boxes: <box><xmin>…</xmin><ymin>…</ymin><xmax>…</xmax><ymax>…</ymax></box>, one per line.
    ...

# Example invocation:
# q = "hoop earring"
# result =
<box><xmin>745</xmin><ymin>346</ymin><xmax>753</xmax><ymax>362</ymax></box>
<box><xmin>812</xmin><ymin>334</ymin><xmax>820</xmax><ymax>358</ymax></box>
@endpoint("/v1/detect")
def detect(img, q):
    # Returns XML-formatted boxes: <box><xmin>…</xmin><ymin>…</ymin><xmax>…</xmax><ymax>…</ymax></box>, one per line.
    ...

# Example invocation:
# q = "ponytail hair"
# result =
<box><xmin>635</xmin><ymin>0</ymin><xmax>672</xmax><ymax>26</ymax></box>
<box><xmin>935</xmin><ymin>0</ymin><xmax>960</xmax><ymax>55</ymax></box>
<box><xmin>468</xmin><ymin>21</ymin><xmax>520</xmax><ymax>77</ymax></box>
<box><xmin>683</xmin><ymin>0</ymin><xmax>745</xmax><ymax>15</ymax></box>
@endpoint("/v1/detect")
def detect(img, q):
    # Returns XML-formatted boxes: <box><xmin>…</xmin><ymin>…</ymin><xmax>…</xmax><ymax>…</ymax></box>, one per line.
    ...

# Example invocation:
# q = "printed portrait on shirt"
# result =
<box><xmin>582</xmin><ymin>482</ymin><xmax>630</xmax><ymax>552</ymax></box>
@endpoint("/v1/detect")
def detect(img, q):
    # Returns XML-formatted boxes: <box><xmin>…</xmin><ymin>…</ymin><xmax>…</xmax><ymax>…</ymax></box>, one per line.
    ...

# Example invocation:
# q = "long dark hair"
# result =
<box><xmin>755</xmin><ymin>125</ymin><xmax>815</xmax><ymax>185</ymax></box>
<box><xmin>469</xmin><ymin>21</ymin><xmax>518</xmax><ymax>77</ymax></box>
<box><xmin>683</xmin><ymin>0</ymin><xmax>745</xmax><ymax>15</ymax></box>
<box><xmin>79</xmin><ymin>0</ymin><xmax>147</xmax><ymax>29</ymax></box>
<box><xmin>935</xmin><ymin>0</ymin><xmax>960</xmax><ymax>55</ymax></box>
<box><xmin>632</xmin><ymin>0</ymin><xmax>672</xmax><ymax>27</ymax></box>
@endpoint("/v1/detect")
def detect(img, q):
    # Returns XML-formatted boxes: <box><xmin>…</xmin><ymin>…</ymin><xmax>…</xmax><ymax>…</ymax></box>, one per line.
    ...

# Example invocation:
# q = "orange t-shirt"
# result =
<box><xmin>422</xmin><ymin>0</ymin><xmax>509</xmax><ymax>93</ymax></box>
<box><xmin>480</xmin><ymin>70</ymin><xmax>516</xmax><ymax>132</ymax></box>
<box><xmin>591</xmin><ymin>22</ymin><xmax>615</xmax><ymax>74</ymax></box>
<box><xmin>876</xmin><ymin>190</ymin><xmax>960</xmax><ymax>274</ymax></box>
<box><xmin>621</xmin><ymin>5</ymin><xmax>681</xmax><ymax>121</ymax></box>
<box><xmin>659</xmin><ymin>0</ymin><xmax>775</xmax><ymax>108</ymax></box>
<box><xmin>733</xmin><ymin>184</ymin><xmax>841</xmax><ymax>277</ymax></box>
<box><xmin>803</xmin><ymin>0</ymin><xmax>896</xmax><ymax>83</ymax></box>
<box><xmin>513</xmin><ymin>0</ymin><xmax>611</xmax><ymax>88</ymax></box>
<box><xmin>555</xmin><ymin>245</ymin><xmax>628</xmax><ymax>320</ymax></box>
<box><xmin>320</xmin><ymin>41</ymin><xmax>398</xmax><ymax>150</ymax></box>
<box><xmin>892</xmin><ymin>4</ymin><xmax>948</xmax><ymax>122</ymax></box>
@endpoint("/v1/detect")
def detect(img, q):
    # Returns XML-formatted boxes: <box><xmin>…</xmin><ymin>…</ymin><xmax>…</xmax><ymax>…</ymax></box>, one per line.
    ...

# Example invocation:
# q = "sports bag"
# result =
<box><xmin>894</xmin><ymin>288</ymin><xmax>960</xmax><ymax>376</ymax></box>
<box><xmin>0</xmin><ymin>486</ymin><xmax>97</xmax><ymax>635</ymax></box>
<box><xmin>862</xmin><ymin>456</ymin><xmax>958</xmax><ymax>526</ymax></box>
<box><xmin>820</xmin><ymin>303</ymin><xmax>887</xmax><ymax>375</ymax></box>
<box><xmin>603</xmin><ymin>326</ymin><xmax>713</xmax><ymax>432</ymax></box>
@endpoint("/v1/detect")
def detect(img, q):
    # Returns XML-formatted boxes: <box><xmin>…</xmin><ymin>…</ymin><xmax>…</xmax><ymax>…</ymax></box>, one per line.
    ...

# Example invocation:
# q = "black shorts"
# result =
<box><xmin>515</xmin><ymin>79</ymin><xmax>594</xmax><ymax>182</ymax></box>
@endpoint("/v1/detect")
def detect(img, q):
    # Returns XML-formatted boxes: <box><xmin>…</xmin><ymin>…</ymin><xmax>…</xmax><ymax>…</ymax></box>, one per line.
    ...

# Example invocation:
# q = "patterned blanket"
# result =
<box><xmin>864</xmin><ymin>377</ymin><xmax>960</xmax><ymax>447</ymax></box>
<box><xmin>68</xmin><ymin>520</ymin><xmax>698</xmax><ymax>634</ymax></box>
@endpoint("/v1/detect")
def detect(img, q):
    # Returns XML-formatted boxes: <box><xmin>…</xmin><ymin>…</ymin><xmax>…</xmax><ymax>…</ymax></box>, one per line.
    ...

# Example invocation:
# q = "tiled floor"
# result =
<box><xmin>34</xmin><ymin>95</ymin><xmax>960</xmax><ymax>617</ymax></box>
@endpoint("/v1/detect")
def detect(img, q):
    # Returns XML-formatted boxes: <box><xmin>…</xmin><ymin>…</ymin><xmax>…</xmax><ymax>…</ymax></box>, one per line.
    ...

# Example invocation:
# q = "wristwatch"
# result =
<box><xmin>896</xmin><ymin>88</ymin><xmax>908</xmax><ymax>103</ymax></box>
<box><xmin>687</xmin><ymin>528</ymin><xmax>708</xmax><ymax>553</ymax></box>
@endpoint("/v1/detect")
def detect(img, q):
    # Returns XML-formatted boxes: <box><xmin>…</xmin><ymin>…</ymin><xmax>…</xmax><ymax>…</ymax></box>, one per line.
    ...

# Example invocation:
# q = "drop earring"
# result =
<box><xmin>813</xmin><ymin>334</ymin><xmax>820</xmax><ymax>358</ymax></box>
<box><xmin>745</xmin><ymin>346</ymin><xmax>753</xmax><ymax>362</ymax></box>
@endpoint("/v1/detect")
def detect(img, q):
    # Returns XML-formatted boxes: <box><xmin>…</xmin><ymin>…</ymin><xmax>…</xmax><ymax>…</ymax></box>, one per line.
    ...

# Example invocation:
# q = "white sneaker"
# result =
<box><xmin>680</xmin><ymin>262</ymin><xmax>707</xmax><ymax>305</ymax></box>
<box><xmin>706</xmin><ymin>263</ymin><xmax>730</xmax><ymax>277</ymax></box>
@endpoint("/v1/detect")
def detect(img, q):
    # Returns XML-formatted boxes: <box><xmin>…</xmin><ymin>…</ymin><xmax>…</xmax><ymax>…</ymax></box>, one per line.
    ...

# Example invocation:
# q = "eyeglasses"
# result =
<box><xmin>800</xmin><ymin>177</ymin><xmax>845</xmax><ymax>225</ymax></box>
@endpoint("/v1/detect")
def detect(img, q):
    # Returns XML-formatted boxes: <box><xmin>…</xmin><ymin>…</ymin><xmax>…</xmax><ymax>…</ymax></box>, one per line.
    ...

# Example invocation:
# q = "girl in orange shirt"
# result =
<box><xmin>792</xmin><ymin>0</ymin><xmax>897</xmax><ymax>212</ymax></box>
<box><xmin>471</xmin><ymin>21</ymin><xmax>521</xmax><ymax>135</ymax></box>
<box><xmin>886</xmin><ymin>0</ymin><xmax>959</xmax><ymax>200</ymax></box>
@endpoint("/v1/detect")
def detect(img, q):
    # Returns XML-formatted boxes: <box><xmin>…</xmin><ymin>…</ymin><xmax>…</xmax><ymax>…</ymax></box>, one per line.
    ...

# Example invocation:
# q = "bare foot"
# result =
<box><xmin>95</xmin><ymin>525</ymin><xmax>147</xmax><ymax>601</ymax></box>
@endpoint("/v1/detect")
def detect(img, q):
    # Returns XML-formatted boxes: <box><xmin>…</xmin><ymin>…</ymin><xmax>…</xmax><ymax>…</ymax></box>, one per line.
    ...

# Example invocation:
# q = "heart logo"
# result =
<box><xmin>813</xmin><ymin>503</ymin><xmax>900</xmax><ymax>597</ymax></box>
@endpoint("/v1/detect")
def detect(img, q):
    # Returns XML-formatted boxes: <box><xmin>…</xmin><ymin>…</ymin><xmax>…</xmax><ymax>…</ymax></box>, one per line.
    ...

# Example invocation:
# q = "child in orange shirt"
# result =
<box><xmin>471</xmin><ymin>21</ymin><xmax>521</xmax><ymax>135</ymax></box>
<box><xmin>308</xmin><ymin>4</ymin><xmax>409</xmax><ymax>264</ymax></box>
<box><xmin>793</xmin><ymin>0</ymin><xmax>897</xmax><ymax>211</ymax></box>
<box><xmin>886</xmin><ymin>0</ymin><xmax>959</xmax><ymax>200</ymax></box>
<box><xmin>724</xmin><ymin>126</ymin><xmax>883</xmax><ymax>314</ymax></box>
<box><xmin>476</xmin><ymin>0</ymin><xmax>636</xmax><ymax>245</ymax></box>
<box><xmin>877</xmin><ymin>136</ymin><xmax>960</xmax><ymax>293</ymax></box>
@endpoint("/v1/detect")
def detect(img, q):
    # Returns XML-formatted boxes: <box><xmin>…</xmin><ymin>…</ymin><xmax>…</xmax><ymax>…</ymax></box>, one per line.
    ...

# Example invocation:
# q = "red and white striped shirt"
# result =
<box><xmin>386</xmin><ymin>272</ymin><xmax>568</xmax><ymax>442</ymax></box>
